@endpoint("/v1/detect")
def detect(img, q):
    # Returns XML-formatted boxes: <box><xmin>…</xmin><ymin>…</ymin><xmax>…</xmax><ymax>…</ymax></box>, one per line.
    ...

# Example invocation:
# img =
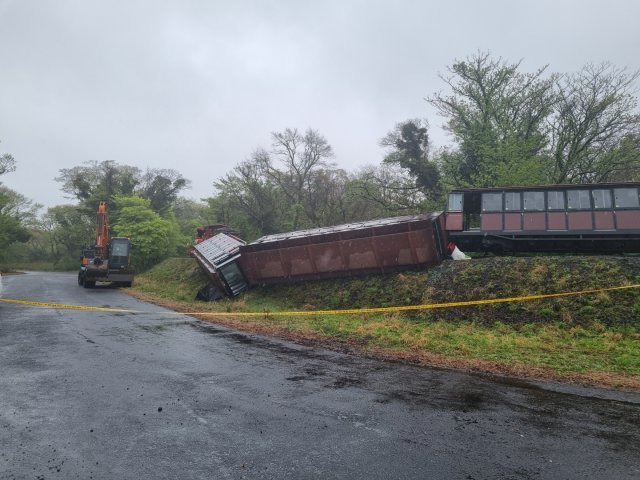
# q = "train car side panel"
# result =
<box><xmin>568</xmin><ymin>212</ymin><xmax>593</xmax><ymax>230</ymax></box>
<box><xmin>238</xmin><ymin>213</ymin><xmax>446</xmax><ymax>287</ymax></box>
<box><xmin>547</xmin><ymin>212</ymin><xmax>566</xmax><ymax>230</ymax></box>
<box><xmin>594</xmin><ymin>211</ymin><xmax>615</xmax><ymax>230</ymax></box>
<box><xmin>616</xmin><ymin>210</ymin><xmax>640</xmax><ymax>229</ymax></box>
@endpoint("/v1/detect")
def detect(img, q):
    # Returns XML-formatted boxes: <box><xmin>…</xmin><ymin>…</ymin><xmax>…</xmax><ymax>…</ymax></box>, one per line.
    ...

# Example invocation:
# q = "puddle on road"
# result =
<box><xmin>188</xmin><ymin>322</ymin><xmax>325</xmax><ymax>360</ymax></box>
<box><xmin>374</xmin><ymin>385</ymin><xmax>491</xmax><ymax>413</ymax></box>
<box><xmin>489</xmin><ymin>376</ymin><xmax>542</xmax><ymax>391</ymax></box>
<box><xmin>327</xmin><ymin>376</ymin><xmax>364</xmax><ymax>389</ymax></box>
<box><xmin>138</xmin><ymin>321</ymin><xmax>193</xmax><ymax>332</ymax></box>
<box><xmin>188</xmin><ymin>324</ymin><xmax>226</xmax><ymax>335</ymax></box>
<box><xmin>226</xmin><ymin>333</ymin><xmax>255</xmax><ymax>344</ymax></box>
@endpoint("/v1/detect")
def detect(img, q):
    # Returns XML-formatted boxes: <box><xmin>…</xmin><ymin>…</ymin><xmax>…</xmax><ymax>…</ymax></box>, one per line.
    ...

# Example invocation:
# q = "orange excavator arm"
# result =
<box><xmin>95</xmin><ymin>201</ymin><xmax>110</xmax><ymax>257</ymax></box>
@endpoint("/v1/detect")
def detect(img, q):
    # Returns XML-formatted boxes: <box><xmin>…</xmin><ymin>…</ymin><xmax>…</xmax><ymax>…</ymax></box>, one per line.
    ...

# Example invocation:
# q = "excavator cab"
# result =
<box><xmin>109</xmin><ymin>238</ymin><xmax>131</xmax><ymax>270</ymax></box>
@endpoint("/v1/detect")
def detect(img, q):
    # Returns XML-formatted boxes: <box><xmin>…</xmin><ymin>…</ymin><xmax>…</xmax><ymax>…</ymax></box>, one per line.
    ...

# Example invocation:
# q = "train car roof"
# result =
<box><xmin>194</xmin><ymin>233</ymin><xmax>245</xmax><ymax>267</ymax></box>
<box><xmin>250</xmin><ymin>212</ymin><xmax>443</xmax><ymax>245</ymax></box>
<box><xmin>449</xmin><ymin>181</ymin><xmax>640</xmax><ymax>193</ymax></box>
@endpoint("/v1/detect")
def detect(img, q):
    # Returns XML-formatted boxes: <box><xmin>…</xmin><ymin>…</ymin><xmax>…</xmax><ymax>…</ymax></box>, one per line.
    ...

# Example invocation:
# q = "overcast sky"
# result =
<box><xmin>1</xmin><ymin>0</ymin><xmax>639</xmax><ymax>209</ymax></box>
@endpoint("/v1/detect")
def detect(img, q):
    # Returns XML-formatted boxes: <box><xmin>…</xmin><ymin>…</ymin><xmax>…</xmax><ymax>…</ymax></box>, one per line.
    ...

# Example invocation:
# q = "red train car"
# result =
<box><xmin>445</xmin><ymin>182</ymin><xmax>640</xmax><ymax>253</ymax></box>
<box><xmin>239</xmin><ymin>213</ymin><xmax>447</xmax><ymax>286</ymax></box>
<box><xmin>192</xmin><ymin>213</ymin><xmax>448</xmax><ymax>296</ymax></box>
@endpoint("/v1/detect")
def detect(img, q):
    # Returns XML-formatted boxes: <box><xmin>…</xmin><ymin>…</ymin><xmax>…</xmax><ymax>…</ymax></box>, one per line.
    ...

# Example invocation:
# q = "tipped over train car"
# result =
<box><xmin>445</xmin><ymin>182</ymin><xmax>640</xmax><ymax>253</ymax></box>
<box><xmin>192</xmin><ymin>213</ymin><xmax>448</xmax><ymax>297</ymax></box>
<box><xmin>239</xmin><ymin>213</ymin><xmax>448</xmax><ymax>286</ymax></box>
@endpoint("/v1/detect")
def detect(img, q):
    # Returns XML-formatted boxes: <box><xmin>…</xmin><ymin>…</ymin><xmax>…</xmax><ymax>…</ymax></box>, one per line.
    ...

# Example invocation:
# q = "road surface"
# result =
<box><xmin>1</xmin><ymin>271</ymin><xmax>639</xmax><ymax>479</ymax></box>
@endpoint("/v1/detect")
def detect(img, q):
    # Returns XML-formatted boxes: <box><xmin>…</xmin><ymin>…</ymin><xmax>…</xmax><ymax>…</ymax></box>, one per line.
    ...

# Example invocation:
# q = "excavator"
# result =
<box><xmin>78</xmin><ymin>201</ymin><xmax>134</xmax><ymax>288</ymax></box>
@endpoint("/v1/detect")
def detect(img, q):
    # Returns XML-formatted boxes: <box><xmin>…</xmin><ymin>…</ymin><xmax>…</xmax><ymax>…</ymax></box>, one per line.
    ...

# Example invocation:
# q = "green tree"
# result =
<box><xmin>55</xmin><ymin>160</ymin><xmax>190</xmax><ymax>217</ymax></box>
<box><xmin>56</xmin><ymin>160</ymin><xmax>140</xmax><ymax>207</ymax></box>
<box><xmin>380</xmin><ymin>119</ymin><xmax>442</xmax><ymax>202</ymax></box>
<box><xmin>111</xmin><ymin>196</ymin><xmax>181</xmax><ymax>270</ymax></box>
<box><xmin>429</xmin><ymin>51</ymin><xmax>555</xmax><ymax>187</ymax></box>
<box><xmin>172</xmin><ymin>197</ymin><xmax>211</xmax><ymax>237</ymax></box>
<box><xmin>0</xmin><ymin>145</ymin><xmax>36</xmax><ymax>260</ymax></box>
<box><xmin>0</xmin><ymin>187</ymin><xmax>31</xmax><ymax>260</ymax></box>
<box><xmin>44</xmin><ymin>205</ymin><xmax>94</xmax><ymax>260</ymax></box>
<box><xmin>138</xmin><ymin>168</ymin><xmax>191</xmax><ymax>214</ymax></box>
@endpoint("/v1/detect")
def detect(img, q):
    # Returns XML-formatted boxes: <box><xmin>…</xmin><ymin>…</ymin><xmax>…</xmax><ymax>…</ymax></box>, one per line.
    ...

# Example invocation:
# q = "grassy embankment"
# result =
<box><xmin>130</xmin><ymin>256</ymin><xmax>640</xmax><ymax>389</ymax></box>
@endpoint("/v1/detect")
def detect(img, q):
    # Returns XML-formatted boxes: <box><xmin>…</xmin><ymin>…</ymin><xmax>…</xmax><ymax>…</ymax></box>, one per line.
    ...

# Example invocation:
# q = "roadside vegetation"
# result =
<box><xmin>131</xmin><ymin>256</ymin><xmax>640</xmax><ymax>390</ymax></box>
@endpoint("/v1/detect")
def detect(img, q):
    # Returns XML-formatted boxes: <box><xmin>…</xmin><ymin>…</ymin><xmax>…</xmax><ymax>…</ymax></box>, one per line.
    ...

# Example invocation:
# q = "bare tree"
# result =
<box><xmin>258</xmin><ymin>128</ymin><xmax>334</xmax><ymax>230</ymax></box>
<box><xmin>549</xmin><ymin>63</ymin><xmax>640</xmax><ymax>183</ymax></box>
<box><xmin>0</xmin><ymin>140</ymin><xmax>16</xmax><ymax>177</ymax></box>
<box><xmin>351</xmin><ymin>164</ymin><xmax>428</xmax><ymax>215</ymax></box>
<box><xmin>214</xmin><ymin>156</ymin><xmax>284</xmax><ymax>235</ymax></box>
<box><xmin>301</xmin><ymin>167</ymin><xmax>351</xmax><ymax>226</ymax></box>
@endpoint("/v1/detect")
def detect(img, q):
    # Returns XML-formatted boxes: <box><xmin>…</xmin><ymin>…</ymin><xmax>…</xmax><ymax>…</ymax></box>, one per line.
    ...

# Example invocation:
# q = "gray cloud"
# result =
<box><xmin>1</xmin><ymin>0</ymin><xmax>639</xmax><ymax>208</ymax></box>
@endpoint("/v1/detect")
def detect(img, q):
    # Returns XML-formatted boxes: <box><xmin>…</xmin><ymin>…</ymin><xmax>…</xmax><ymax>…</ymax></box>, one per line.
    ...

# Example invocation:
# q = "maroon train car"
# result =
<box><xmin>238</xmin><ymin>213</ymin><xmax>448</xmax><ymax>287</ymax></box>
<box><xmin>445</xmin><ymin>182</ymin><xmax>640</xmax><ymax>253</ymax></box>
<box><xmin>192</xmin><ymin>213</ymin><xmax>448</xmax><ymax>296</ymax></box>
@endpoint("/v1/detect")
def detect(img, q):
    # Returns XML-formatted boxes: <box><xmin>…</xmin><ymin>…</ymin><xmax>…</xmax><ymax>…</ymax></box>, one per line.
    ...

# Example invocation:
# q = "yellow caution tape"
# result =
<box><xmin>0</xmin><ymin>297</ymin><xmax>132</xmax><ymax>313</ymax></box>
<box><xmin>1</xmin><ymin>283</ymin><xmax>639</xmax><ymax>316</ymax></box>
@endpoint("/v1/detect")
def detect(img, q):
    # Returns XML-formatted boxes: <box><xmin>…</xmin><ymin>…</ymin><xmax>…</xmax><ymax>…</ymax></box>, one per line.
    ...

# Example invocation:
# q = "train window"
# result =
<box><xmin>614</xmin><ymin>188</ymin><xmax>640</xmax><ymax>208</ymax></box>
<box><xmin>567</xmin><ymin>190</ymin><xmax>591</xmax><ymax>209</ymax></box>
<box><xmin>523</xmin><ymin>191</ymin><xmax>544</xmax><ymax>211</ymax></box>
<box><xmin>592</xmin><ymin>189</ymin><xmax>612</xmax><ymax>209</ymax></box>
<box><xmin>504</xmin><ymin>192</ymin><xmax>521</xmax><ymax>211</ymax></box>
<box><xmin>448</xmin><ymin>193</ymin><xmax>463</xmax><ymax>212</ymax></box>
<box><xmin>481</xmin><ymin>193</ymin><xmax>502</xmax><ymax>212</ymax></box>
<box><xmin>547</xmin><ymin>191</ymin><xmax>565</xmax><ymax>210</ymax></box>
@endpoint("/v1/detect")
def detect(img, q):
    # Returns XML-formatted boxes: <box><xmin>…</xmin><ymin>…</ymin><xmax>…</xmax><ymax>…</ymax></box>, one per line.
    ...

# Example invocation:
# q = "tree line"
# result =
<box><xmin>1</xmin><ymin>52</ymin><xmax>639</xmax><ymax>271</ymax></box>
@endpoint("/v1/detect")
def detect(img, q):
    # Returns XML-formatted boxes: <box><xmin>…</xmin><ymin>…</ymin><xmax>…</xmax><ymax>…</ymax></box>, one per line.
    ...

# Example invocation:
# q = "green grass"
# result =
<box><xmin>132</xmin><ymin>256</ymin><xmax>640</xmax><ymax>381</ymax></box>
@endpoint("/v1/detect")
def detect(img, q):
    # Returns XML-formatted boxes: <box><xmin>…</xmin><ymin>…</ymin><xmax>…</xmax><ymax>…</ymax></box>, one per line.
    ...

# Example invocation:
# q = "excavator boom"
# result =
<box><xmin>95</xmin><ymin>201</ymin><xmax>109</xmax><ymax>257</ymax></box>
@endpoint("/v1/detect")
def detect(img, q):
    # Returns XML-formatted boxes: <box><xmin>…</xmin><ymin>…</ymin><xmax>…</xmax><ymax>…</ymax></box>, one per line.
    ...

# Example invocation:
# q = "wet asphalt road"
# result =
<box><xmin>1</xmin><ymin>272</ymin><xmax>640</xmax><ymax>480</ymax></box>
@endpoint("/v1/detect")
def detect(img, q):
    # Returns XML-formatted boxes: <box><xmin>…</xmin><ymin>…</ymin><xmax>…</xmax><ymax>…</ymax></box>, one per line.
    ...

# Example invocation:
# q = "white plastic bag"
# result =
<box><xmin>450</xmin><ymin>246</ymin><xmax>471</xmax><ymax>260</ymax></box>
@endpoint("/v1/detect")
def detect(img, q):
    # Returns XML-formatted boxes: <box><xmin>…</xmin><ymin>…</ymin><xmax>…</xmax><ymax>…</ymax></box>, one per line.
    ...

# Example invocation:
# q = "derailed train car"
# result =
<box><xmin>192</xmin><ymin>213</ymin><xmax>448</xmax><ymax>297</ymax></box>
